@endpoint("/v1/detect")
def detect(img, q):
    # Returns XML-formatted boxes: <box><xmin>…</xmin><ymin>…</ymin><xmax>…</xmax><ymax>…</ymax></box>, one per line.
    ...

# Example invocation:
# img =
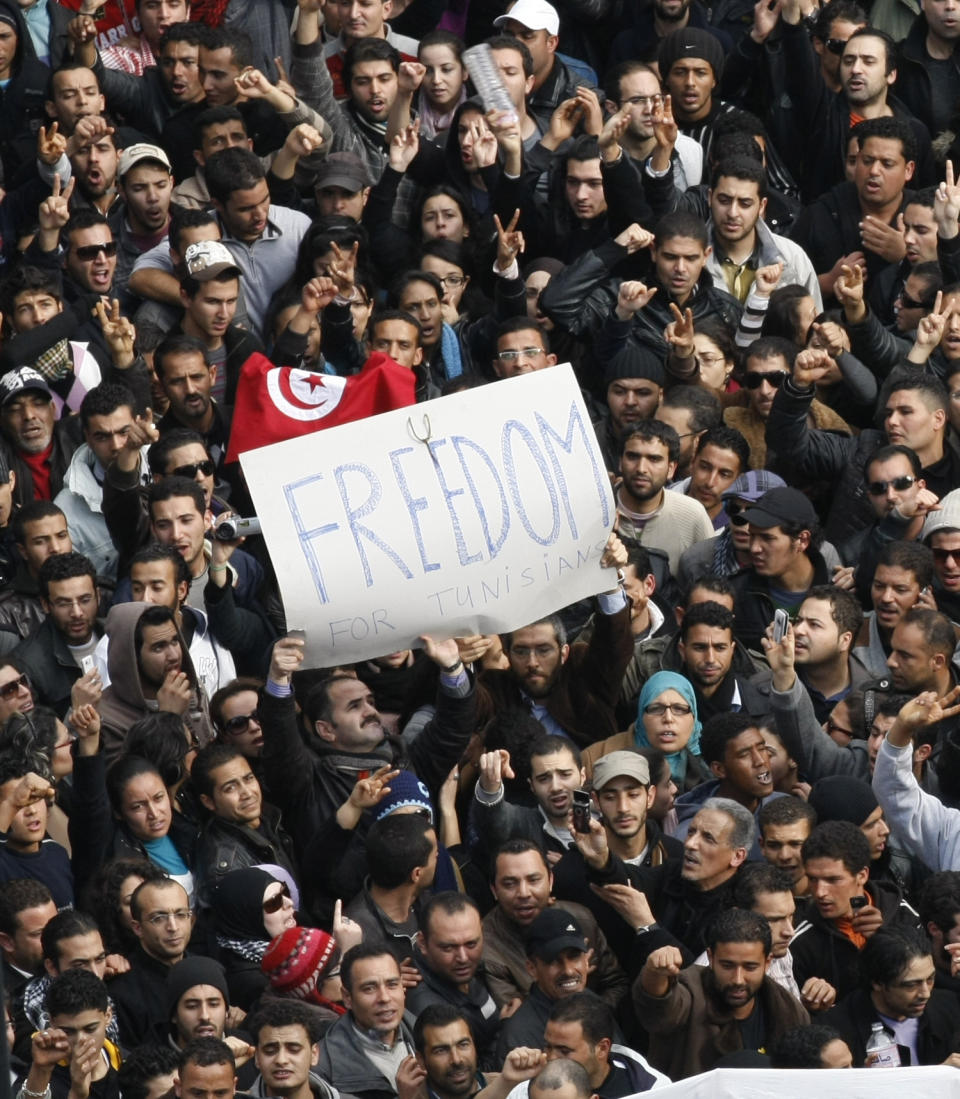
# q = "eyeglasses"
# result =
<box><xmin>435</xmin><ymin>274</ymin><xmax>466</xmax><ymax>289</ymax></box>
<box><xmin>644</xmin><ymin>702</ymin><xmax>692</xmax><ymax>717</ymax></box>
<box><xmin>825</xmin><ymin>37</ymin><xmax>848</xmax><ymax>54</ymax></box>
<box><xmin>497</xmin><ymin>347</ymin><xmax>546</xmax><ymax>363</ymax></box>
<box><xmin>932</xmin><ymin>547</ymin><xmax>960</xmax><ymax>564</ymax></box>
<box><xmin>74</xmin><ymin>241</ymin><xmax>118</xmax><ymax>261</ymax></box>
<box><xmin>723</xmin><ymin>499</ymin><xmax>751</xmax><ymax>526</ymax></box>
<box><xmin>622</xmin><ymin>94</ymin><xmax>662</xmax><ymax>107</ymax></box>
<box><xmin>263</xmin><ymin>883</ymin><xmax>291</xmax><ymax>914</ymax></box>
<box><xmin>221</xmin><ymin>709</ymin><xmax>261</xmax><ymax>736</ymax></box>
<box><xmin>172</xmin><ymin>459</ymin><xmax>216</xmax><ymax>479</ymax></box>
<box><xmin>743</xmin><ymin>370</ymin><xmax>789</xmax><ymax>390</ymax></box>
<box><xmin>0</xmin><ymin>674</ymin><xmax>30</xmax><ymax>701</ymax></box>
<box><xmin>145</xmin><ymin>909</ymin><xmax>193</xmax><ymax>926</ymax></box>
<box><xmin>866</xmin><ymin>475</ymin><xmax>916</xmax><ymax>495</ymax></box>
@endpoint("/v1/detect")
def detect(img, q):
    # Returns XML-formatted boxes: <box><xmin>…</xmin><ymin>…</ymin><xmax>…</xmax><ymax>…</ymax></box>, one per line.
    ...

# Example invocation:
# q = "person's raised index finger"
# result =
<box><xmin>63</xmin><ymin>176</ymin><xmax>76</xmax><ymax>202</ymax></box>
<box><xmin>507</xmin><ymin>208</ymin><xmax>521</xmax><ymax>233</ymax></box>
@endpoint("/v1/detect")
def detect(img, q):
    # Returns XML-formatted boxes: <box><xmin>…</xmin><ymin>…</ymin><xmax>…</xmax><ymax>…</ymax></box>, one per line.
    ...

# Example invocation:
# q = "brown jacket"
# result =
<box><xmin>476</xmin><ymin>603</ymin><xmax>633</xmax><ymax>749</ymax></box>
<box><xmin>634</xmin><ymin>963</ymin><xmax>809</xmax><ymax>1079</ymax></box>
<box><xmin>724</xmin><ymin>399</ymin><xmax>851</xmax><ymax>471</ymax></box>
<box><xmin>481</xmin><ymin>899</ymin><xmax>628</xmax><ymax>1009</ymax></box>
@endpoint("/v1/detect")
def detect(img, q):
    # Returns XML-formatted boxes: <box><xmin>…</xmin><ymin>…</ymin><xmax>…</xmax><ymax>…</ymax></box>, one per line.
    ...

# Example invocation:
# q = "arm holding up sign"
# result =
<box><xmin>405</xmin><ymin>635</ymin><xmax>477</xmax><ymax>806</ymax></box>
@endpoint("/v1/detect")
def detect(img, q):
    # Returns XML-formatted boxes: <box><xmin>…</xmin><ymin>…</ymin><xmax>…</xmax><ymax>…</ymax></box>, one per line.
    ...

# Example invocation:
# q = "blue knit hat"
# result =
<box><xmin>374</xmin><ymin>770</ymin><xmax>434</xmax><ymax>823</ymax></box>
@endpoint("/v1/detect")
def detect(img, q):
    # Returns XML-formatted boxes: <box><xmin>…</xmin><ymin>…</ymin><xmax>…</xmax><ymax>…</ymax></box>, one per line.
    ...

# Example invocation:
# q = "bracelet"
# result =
<box><xmin>209</xmin><ymin>564</ymin><xmax>228</xmax><ymax>573</ymax></box>
<box><xmin>441</xmin><ymin>659</ymin><xmax>464</xmax><ymax>673</ymax></box>
<box><xmin>21</xmin><ymin>1086</ymin><xmax>52</xmax><ymax>1099</ymax></box>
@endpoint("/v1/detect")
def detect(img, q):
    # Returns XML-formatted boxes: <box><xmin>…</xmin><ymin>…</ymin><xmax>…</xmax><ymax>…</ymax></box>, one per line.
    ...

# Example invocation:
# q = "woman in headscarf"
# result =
<box><xmin>212</xmin><ymin>867</ymin><xmax>297</xmax><ymax>1009</ymax></box>
<box><xmin>634</xmin><ymin>671</ymin><xmax>711</xmax><ymax>792</ymax></box>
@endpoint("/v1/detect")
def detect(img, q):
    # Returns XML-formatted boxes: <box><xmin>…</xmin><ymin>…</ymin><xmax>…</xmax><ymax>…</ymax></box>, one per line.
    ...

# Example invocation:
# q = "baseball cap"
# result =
<box><xmin>314</xmin><ymin>152</ymin><xmax>370</xmax><ymax>193</ymax></box>
<box><xmin>118</xmin><ymin>143</ymin><xmax>172</xmax><ymax>179</ymax></box>
<box><xmin>524</xmin><ymin>908</ymin><xmax>588</xmax><ymax>961</ymax></box>
<box><xmin>184</xmin><ymin>241</ymin><xmax>241</xmax><ymax>282</ymax></box>
<box><xmin>494</xmin><ymin>0</ymin><xmax>560</xmax><ymax>35</ymax></box>
<box><xmin>0</xmin><ymin>367</ymin><xmax>54</xmax><ymax>408</ymax></box>
<box><xmin>741</xmin><ymin>486</ymin><xmax>818</xmax><ymax>530</ymax></box>
<box><xmin>592</xmin><ymin>751</ymin><xmax>650</xmax><ymax>790</ymax></box>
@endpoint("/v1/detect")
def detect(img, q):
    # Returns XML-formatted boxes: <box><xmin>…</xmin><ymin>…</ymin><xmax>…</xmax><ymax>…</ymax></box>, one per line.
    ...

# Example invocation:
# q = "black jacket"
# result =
<box><xmin>790</xmin><ymin>880</ymin><xmax>921</xmax><ymax>1001</ymax></box>
<box><xmin>11</xmin><ymin>615</ymin><xmax>104</xmax><ymax>717</ymax></box>
<box><xmin>729</xmin><ymin>550</ymin><xmax>833</xmax><ymax>652</ymax></box>
<box><xmin>0</xmin><ymin>0</ymin><xmax>52</xmax><ymax>183</ymax></box>
<box><xmin>895</xmin><ymin>15</ymin><xmax>960</xmax><ymax>137</ymax></box>
<box><xmin>194</xmin><ymin>802</ymin><xmax>298</xmax><ymax>908</ymax></box>
<box><xmin>825</xmin><ymin>985</ymin><xmax>960</xmax><ymax>1065</ymax></box>
<box><xmin>109</xmin><ymin>946</ymin><xmax>181</xmax><ymax>1047</ymax></box>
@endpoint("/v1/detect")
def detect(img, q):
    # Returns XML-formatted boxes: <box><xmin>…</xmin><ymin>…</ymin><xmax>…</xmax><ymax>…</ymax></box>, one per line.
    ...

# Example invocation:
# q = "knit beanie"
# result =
<box><xmin>165</xmin><ymin>957</ymin><xmax>229</xmax><ymax>1020</ymax></box>
<box><xmin>262</xmin><ymin>926</ymin><xmax>343</xmax><ymax>1009</ymax></box>
<box><xmin>605</xmin><ymin>343</ymin><xmax>666</xmax><ymax>388</ymax></box>
<box><xmin>658</xmin><ymin>28</ymin><xmax>726</xmax><ymax>81</ymax></box>
<box><xmin>373</xmin><ymin>770</ymin><xmax>434</xmax><ymax>822</ymax></box>
<box><xmin>808</xmin><ymin>775</ymin><xmax>879</xmax><ymax>826</ymax></box>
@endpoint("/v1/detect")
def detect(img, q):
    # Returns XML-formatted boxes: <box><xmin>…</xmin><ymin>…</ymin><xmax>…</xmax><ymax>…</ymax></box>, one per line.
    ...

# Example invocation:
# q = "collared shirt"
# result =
<box><xmin>21</xmin><ymin>0</ymin><xmax>51</xmax><ymax>64</ymax></box>
<box><xmin>715</xmin><ymin>241</ymin><xmax>762</xmax><ymax>302</ymax></box>
<box><xmin>217</xmin><ymin>204</ymin><xmax>312</xmax><ymax>338</ymax></box>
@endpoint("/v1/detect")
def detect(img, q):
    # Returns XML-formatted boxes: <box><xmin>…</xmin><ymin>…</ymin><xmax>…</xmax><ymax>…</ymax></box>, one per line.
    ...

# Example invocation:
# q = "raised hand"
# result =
<box><xmin>398</xmin><ymin>60</ymin><xmax>425</xmax><ymax>94</ymax></box>
<box><xmin>396</xmin><ymin>1055</ymin><xmax>427</xmax><ymax>1099</ymax></box>
<box><xmin>651</xmin><ymin>94</ymin><xmax>677</xmax><ymax>152</ymax></box>
<box><xmin>327</xmin><ymin>240</ymin><xmax>359</xmax><ymax>296</ymax></box>
<box><xmin>494</xmin><ymin>209</ymin><xmax>525</xmax><ymax>271</ymax></box>
<box><xmin>37</xmin><ymin>123</ymin><xmax>67</xmax><ymax>166</ymax></box>
<box><xmin>478</xmin><ymin>748</ymin><xmax>513</xmax><ymax>793</ymax></box>
<box><xmin>895</xmin><ymin>685</ymin><xmax>960</xmax><ymax>733</ymax></box>
<box><xmin>283</xmin><ymin>122</ymin><xmax>324</xmax><ymax>158</ymax></box>
<box><xmin>614</xmin><ymin>222</ymin><xmax>654</xmax><ymax>254</ymax></box>
<box><xmin>67</xmin><ymin>115</ymin><xmax>115</xmax><ymax>158</ymax></box>
<box><xmin>389</xmin><ymin>119</ymin><xmax>420</xmax><ymax>173</ymax></box>
<box><xmin>590</xmin><ymin>880</ymin><xmax>656</xmax><ymax>928</ymax></box>
<box><xmin>751</xmin><ymin>0</ymin><xmax>784</xmax><ymax>42</ymax></box>
<box><xmin>791</xmin><ymin>345</ymin><xmax>834</xmax><ymax>387</ymax></box>
<box><xmin>575</xmin><ymin>85</ymin><xmax>604</xmax><ymax>136</ymax></box>
<box><xmin>472</xmin><ymin>117</ymin><xmax>499</xmax><ymax>169</ymax></box>
<box><xmin>420</xmin><ymin>634</ymin><xmax>462</xmax><ymax>670</ymax></box>
<box><xmin>760</xmin><ymin>618</ymin><xmax>795</xmax><ymax>691</ymax></box>
<box><xmin>547</xmin><ymin>97</ymin><xmax>583</xmax><ymax>147</ymax></box>
<box><xmin>664</xmin><ymin>302</ymin><xmax>695</xmax><ymax>357</ymax></box>
<box><xmin>616</xmin><ymin>280</ymin><xmax>657</xmax><ymax>319</ymax></box>
<box><xmin>2</xmin><ymin>772</ymin><xmax>56</xmax><ymax>812</ymax></box>
<box><xmin>912</xmin><ymin>290</ymin><xmax>948</xmax><ymax>356</ymax></box>
<box><xmin>301</xmin><ymin>276</ymin><xmax>339</xmax><ymax>313</ymax></box>
<box><xmin>38</xmin><ymin>174</ymin><xmax>75</xmax><ymax>234</ymax></box>
<box><xmin>501</xmin><ymin>1048</ymin><xmax>548</xmax><ymax>1085</ymax></box>
<box><xmin>333</xmin><ymin>897</ymin><xmax>364</xmax><ymax>954</ymax></box>
<box><xmin>67</xmin><ymin>13</ymin><xmax>98</xmax><ymax>45</ymax></box>
<box><xmin>348</xmin><ymin>765</ymin><xmax>400</xmax><ymax>810</ymax></box>
<box><xmin>753</xmin><ymin>260</ymin><xmax>784</xmax><ymax>297</ymax></box>
<box><xmin>234</xmin><ymin>66</ymin><xmax>274</xmax><ymax>99</ymax></box>
<box><xmin>269</xmin><ymin>635</ymin><xmax>305</xmax><ymax>683</ymax></box>
<box><xmin>599</xmin><ymin>105</ymin><xmax>631</xmax><ymax>156</ymax></box>
<box><xmin>936</xmin><ymin>160</ymin><xmax>960</xmax><ymax>236</ymax></box>
<box><xmin>94</xmin><ymin>298</ymin><xmax>136</xmax><ymax>365</ymax></box>
<box><xmin>834</xmin><ymin>262</ymin><xmax>866</xmax><ymax>320</ymax></box>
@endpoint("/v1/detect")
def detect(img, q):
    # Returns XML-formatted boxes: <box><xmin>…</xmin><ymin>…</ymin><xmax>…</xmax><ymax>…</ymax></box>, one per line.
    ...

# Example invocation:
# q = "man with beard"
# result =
<box><xmin>609</xmin><ymin>0</ymin><xmax>730</xmax><ymax>87</ymax></box>
<box><xmin>704</xmin><ymin>159</ymin><xmax>820</xmax><ymax>306</ymax></box>
<box><xmin>791</xmin><ymin>587</ymin><xmax>864</xmax><ymax>723</ymax></box>
<box><xmin>413</xmin><ymin>1005</ymin><xmax>486</xmax><ymax>1099</ymax></box>
<box><xmin>477</xmin><ymin>533</ymin><xmax>632</xmax><ymax>750</ymax></box>
<box><xmin>824</xmin><ymin>927</ymin><xmax>960</xmax><ymax>1066</ymax></box>
<box><xmin>635</xmin><ymin>908</ymin><xmax>808</xmax><ymax>1078</ymax></box>
<box><xmin>597</xmin><ymin>351</ymin><xmax>664</xmax><ymax>476</ymax></box>
<box><xmin>675</xmin><ymin>602</ymin><xmax>772</xmax><ymax>721</ymax></box>
<box><xmin>614</xmin><ymin>421</ymin><xmax>714</xmax><ymax>577</ymax></box>
<box><xmin>604</xmin><ymin>62</ymin><xmax>703</xmax><ymax>189</ymax></box>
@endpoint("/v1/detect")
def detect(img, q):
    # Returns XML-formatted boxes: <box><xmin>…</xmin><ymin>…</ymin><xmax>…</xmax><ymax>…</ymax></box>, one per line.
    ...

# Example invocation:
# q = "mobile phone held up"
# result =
<box><xmin>572</xmin><ymin>789</ymin><xmax>592</xmax><ymax>833</ymax></box>
<box><xmin>773</xmin><ymin>609</ymin><xmax>790</xmax><ymax>643</ymax></box>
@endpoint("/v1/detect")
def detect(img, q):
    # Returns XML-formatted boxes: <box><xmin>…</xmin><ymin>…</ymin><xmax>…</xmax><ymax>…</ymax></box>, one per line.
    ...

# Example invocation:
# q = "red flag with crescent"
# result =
<box><xmin>225</xmin><ymin>352</ymin><xmax>417</xmax><ymax>463</ymax></box>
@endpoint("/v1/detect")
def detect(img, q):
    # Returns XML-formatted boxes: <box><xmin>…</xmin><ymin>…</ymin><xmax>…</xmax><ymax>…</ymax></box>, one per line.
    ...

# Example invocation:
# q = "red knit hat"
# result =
<box><xmin>262</xmin><ymin>927</ymin><xmax>343</xmax><ymax>1008</ymax></box>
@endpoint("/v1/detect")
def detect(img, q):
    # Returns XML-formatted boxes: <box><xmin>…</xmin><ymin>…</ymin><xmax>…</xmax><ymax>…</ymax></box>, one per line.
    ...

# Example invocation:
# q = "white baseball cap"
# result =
<box><xmin>494</xmin><ymin>0</ymin><xmax>560</xmax><ymax>35</ymax></box>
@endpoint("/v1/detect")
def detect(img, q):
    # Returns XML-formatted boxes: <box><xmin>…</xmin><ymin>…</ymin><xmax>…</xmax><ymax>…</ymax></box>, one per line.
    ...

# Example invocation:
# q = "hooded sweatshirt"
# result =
<box><xmin>98</xmin><ymin>601</ymin><xmax>214</xmax><ymax>759</ymax></box>
<box><xmin>0</xmin><ymin>0</ymin><xmax>52</xmax><ymax>182</ymax></box>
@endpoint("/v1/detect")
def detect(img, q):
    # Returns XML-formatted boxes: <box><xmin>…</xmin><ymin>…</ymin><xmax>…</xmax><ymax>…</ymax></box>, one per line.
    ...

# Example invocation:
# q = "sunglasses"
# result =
<box><xmin>74</xmin><ymin>241</ymin><xmax>118</xmax><ymax>261</ymax></box>
<box><xmin>222</xmin><ymin>709</ymin><xmax>260</xmax><ymax>736</ymax></box>
<box><xmin>724</xmin><ymin>499</ymin><xmax>751</xmax><ymax>526</ymax></box>
<box><xmin>866</xmin><ymin>476</ymin><xmax>915</xmax><ymax>496</ymax></box>
<box><xmin>825</xmin><ymin>37</ymin><xmax>848</xmax><ymax>54</ymax></box>
<box><xmin>263</xmin><ymin>883</ymin><xmax>291</xmax><ymax>914</ymax></box>
<box><xmin>172</xmin><ymin>459</ymin><xmax>216</xmax><ymax>479</ymax></box>
<box><xmin>898</xmin><ymin>293</ymin><xmax>933</xmax><ymax>310</ymax></box>
<box><xmin>0</xmin><ymin>674</ymin><xmax>30</xmax><ymax>701</ymax></box>
<box><xmin>932</xmin><ymin>547</ymin><xmax>960</xmax><ymax>564</ymax></box>
<box><xmin>743</xmin><ymin>370</ymin><xmax>789</xmax><ymax>390</ymax></box>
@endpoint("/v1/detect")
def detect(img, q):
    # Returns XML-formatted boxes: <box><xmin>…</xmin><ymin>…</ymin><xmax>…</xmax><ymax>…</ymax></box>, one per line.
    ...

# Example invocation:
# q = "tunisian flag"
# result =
<box><xmin>225</xmin><ymin>352</ymin><xmax>417</xmax><ymax>463</ymax></box>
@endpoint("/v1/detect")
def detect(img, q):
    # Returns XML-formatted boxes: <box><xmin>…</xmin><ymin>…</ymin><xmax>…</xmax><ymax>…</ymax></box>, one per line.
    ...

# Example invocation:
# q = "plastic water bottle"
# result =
<box><xmin>865</xmin><ymin>1022</ymin><xmax>901</xmax><ymax>1067</ymax></box>
<box><xmin>462</xmin><ymin>45</ymin><xmax>518</xmax><ymax>124</ymax></box>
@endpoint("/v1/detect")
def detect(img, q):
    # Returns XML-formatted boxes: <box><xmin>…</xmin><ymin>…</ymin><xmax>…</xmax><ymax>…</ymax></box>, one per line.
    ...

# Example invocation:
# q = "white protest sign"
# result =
<box><xmin>240</xmin><ymin>365</ymin><xmax>617</xmax><ymax>666</ymax></box>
